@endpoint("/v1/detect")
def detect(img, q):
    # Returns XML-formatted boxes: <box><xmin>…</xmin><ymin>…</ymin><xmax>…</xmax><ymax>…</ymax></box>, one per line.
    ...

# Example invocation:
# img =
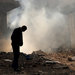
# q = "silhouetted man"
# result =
<box><xmin>11</xmin><ymin>25</ymin><xmax>27</xmax><ymax>71</ymax></box>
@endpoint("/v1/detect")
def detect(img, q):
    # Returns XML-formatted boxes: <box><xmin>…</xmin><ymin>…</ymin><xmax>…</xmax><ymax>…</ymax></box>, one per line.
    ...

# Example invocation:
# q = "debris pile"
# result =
<box><xmin>0</xmin><ymin>50</ymin><xmax>75</xmax><ymax>75</ymax></box>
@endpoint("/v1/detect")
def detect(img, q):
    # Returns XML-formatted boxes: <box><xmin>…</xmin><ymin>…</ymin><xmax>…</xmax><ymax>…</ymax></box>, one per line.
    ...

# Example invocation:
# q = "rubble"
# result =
<box><xmin>44</xmin><ymin>60</ymin><xmax>61</xmax><ymax>64</ymax></box>
<box><xmin>3</xmin><ymin>59</ymin><xmax>12</xmax><ymax>62</ymax></box>
<box><xmin>0</xmin><ymin>50</ymin><xmax>75</xmax><ymax>75</ymax></box>
<box><xmin>68</xmin><ymin>56</ymin><xmax>75</xmax><ymax>61</ymax></box>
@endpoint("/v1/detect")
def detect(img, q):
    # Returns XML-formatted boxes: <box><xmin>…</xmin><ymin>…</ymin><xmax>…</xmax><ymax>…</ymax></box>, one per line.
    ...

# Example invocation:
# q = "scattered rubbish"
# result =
<box><xmin>68</xmin><ymin>56</ymin><xmax>75</xmax><ymax>61</ymax></box>
<box><xmin>0</xmin><ymin>50</ymin><xmax>75</xmax><ymax>75</ymax></box>
<box><xmin>45</xmin><ymin>60</ymin><xmax>61</xmax><ymax>64</ymax></box>
<box><xmin>43</xmin><ymin>60</ymin><xmax>61</xmax><ymax>66</ymax></box>
<box><xmin>3</xmin><ymin>59</ymin><xmax>12</xmax><ymax>62</ymax></box>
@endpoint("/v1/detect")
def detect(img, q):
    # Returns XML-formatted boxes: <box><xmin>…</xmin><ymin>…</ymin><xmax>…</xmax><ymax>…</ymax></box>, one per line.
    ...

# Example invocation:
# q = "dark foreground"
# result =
<box><xmin>0</xmin><ymin>50</ymin><xmax>75</xmax><ymax>75</ymax></box>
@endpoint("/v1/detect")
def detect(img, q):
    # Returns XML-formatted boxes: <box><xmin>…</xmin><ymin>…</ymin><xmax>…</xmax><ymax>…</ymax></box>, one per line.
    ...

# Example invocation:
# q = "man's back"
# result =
<box><xmin>11</xmin><ymin>27</ymin><xmax>23</xmax><ymax>46</ymax></box>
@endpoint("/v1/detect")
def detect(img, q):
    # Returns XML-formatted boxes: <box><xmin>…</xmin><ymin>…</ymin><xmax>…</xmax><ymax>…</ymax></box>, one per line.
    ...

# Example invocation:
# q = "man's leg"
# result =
<box><xmin>14</xmin><ymin>51</ymin><xmax>20</xmax><ymax>70</ymax></box>
<box><xmin>12</xmin><ymin>45</ymin><xmax>20</xmax><ymax>70</ymax></box>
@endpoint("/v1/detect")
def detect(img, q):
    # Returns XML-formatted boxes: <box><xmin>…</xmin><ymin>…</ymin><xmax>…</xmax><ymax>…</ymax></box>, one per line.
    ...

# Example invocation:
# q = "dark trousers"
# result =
<box><xmin>12</xmin><ymin>44</ymin><xmax>20</xmax><ymax>70</ymax></box>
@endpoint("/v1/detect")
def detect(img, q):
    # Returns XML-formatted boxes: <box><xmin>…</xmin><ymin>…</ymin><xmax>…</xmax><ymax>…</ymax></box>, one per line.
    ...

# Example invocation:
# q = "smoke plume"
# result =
<box><xmin>7</xmin><ymin>0</ymin><xmax>75</xmax><ymax>54</ymax></box>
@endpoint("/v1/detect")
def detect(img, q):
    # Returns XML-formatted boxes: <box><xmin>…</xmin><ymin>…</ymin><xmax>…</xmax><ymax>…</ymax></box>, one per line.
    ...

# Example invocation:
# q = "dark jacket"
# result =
<box><xmin>11</xmin><ymin>27</ymin><xmax>23</xmax><ymax>46</ymax></box>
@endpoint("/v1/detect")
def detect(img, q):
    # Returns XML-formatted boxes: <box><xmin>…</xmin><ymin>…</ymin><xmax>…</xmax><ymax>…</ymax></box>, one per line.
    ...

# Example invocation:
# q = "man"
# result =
<box><xmin>11</xmin><ymin>25</ymin><xmax>27</xmax><ymax>71</ymax></box>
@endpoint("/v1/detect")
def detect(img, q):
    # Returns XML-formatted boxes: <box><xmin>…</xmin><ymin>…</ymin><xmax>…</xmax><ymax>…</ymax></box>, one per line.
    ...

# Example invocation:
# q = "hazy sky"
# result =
<box><xmin>1</xmin><ymin>0</ymin><xmax>75</xmax><ymax>54</ymax></box>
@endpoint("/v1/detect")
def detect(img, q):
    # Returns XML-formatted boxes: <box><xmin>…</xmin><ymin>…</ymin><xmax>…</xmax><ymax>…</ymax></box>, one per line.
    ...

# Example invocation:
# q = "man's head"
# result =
<box><xmin>21</xmin><ymin>25</ymin><xmax>27</xmax><ymax>32</ymax></box>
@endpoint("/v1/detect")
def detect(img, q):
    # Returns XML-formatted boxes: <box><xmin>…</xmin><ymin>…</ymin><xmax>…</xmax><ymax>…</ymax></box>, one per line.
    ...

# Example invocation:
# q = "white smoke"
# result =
<box><xmin>7</xmin><ymin>0</ymin><xmax>75</xmax><ymax>54</ymax></box>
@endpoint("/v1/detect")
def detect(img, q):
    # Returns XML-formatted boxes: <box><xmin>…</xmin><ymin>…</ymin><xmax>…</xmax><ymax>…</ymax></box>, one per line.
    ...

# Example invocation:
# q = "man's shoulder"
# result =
<box><xmin>14</xmin><ymin>27</ymin><xmax>21</xmax><ymax>32</ymax></box>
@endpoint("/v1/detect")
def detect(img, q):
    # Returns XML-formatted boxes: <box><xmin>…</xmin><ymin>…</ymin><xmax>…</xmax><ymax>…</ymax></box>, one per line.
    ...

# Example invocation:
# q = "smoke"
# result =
<box><xmin>0</xmin><ymin>38</ymin><xmax>11</xmax><ymax>52</ymax></box>
<box><xmin>7</xmin><ymin>0</ymin><xmax>75</xmax><ymax>54</ymax></box>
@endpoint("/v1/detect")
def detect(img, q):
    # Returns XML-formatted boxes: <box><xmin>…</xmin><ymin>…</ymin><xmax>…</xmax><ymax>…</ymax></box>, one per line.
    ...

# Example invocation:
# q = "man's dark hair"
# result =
<box><xmin>21</xmin><ymin>25</ymin><xmax>27</xmax><ymax>32</ymax></box>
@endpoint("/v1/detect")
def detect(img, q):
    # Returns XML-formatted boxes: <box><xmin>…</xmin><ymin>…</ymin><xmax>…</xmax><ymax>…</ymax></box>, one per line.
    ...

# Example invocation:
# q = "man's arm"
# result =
<box><xmin>19</xmin><ymin>32</ymin><xmax>23</xmax><ymax>46</ymax></box>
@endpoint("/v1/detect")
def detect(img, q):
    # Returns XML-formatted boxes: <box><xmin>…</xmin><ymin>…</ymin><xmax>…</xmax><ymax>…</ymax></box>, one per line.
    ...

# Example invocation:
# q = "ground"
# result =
<box><xmin>0</xmin><ymin>50</ymin><xmax>75</xmax><ymax>75</ymax></box>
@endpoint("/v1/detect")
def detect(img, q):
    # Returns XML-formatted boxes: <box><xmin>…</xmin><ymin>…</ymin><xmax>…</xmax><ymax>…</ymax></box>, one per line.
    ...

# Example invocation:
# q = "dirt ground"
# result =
<box><xmin>0</xmin><ymin>50</ymin><xmax>75</xmax><ymax>75</ymax></box>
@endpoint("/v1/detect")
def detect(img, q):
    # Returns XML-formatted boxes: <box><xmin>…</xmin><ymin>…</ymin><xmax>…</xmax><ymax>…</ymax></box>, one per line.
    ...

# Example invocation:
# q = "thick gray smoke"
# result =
<box><xmin>7</xmin><ymin>0</ymin><xmax>75</xmax><ymax>54</ymax></box>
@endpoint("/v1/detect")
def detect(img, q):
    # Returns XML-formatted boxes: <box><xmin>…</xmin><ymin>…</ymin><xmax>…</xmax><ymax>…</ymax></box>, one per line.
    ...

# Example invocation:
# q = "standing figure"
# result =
<box><xmin>11</xmin><ymin>25</ymin><xmax>27</xmax><ymax>71</ymax></box>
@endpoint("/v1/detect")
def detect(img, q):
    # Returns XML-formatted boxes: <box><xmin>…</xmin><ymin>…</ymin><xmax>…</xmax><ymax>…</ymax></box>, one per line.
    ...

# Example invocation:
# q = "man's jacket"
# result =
<box><xmin>11</xmin><ymin>27</ymin><xmax>23</xmax><ymax>46</ymax></box>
